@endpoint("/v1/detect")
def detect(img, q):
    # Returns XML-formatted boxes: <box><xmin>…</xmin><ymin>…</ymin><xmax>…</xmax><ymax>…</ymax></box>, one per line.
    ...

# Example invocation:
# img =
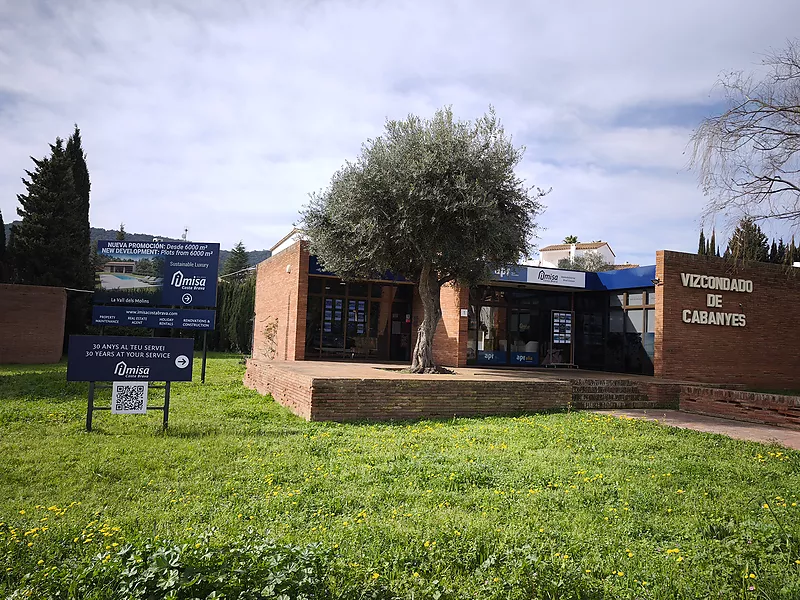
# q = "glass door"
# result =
<box><xmin>477</xmin><ymin>305</ymin><xmax>507</xmax><ymax>365</ymax></box>
<box><xmin>508</xmin><ymin>307</ymin><xmax>539</xmax><ymax>366</ymax></box>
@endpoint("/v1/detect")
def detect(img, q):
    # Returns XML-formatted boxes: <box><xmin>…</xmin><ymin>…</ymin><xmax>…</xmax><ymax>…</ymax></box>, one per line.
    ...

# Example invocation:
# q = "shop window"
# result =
<box><xmin>627</xmin><ymin>292</ymin><xmax>643</xmax><ymax>306</ymax></box>
<box><xmin>394</xmin><ymin>285</ymin><xmax>413</xmax><ymax>301</ymax></box>
<box><xmin>625</xmin><ymin>309</ymin><xmax>644</xmax><ymax>333</ymax></box>
<box><xmin>611</xmin><ymin>293</ymin><xmax>624</xmax><ymax>307</ymax></box>
<box><xmin>646</xmin><ymin>290</ymin><xmax>657</xmax><ymax>305</ymax></box>
<box><xmin>609</xmin><ymin>309</ymin><xmax>623</xmax><ymax>333</ymax></box>
<box><xmin>646</xmin><ymin>309</ymin><xmax>656</xmax><ymax>333</ymax></box>
<box><xmin>466</xmin><ymin>304</ymin><xmax>478</xmax><ymax>364</ymax></box>
<box><xmin>308</xmin><ymin>277</ymin><xmax>323</xmax><ymax>294</ymax></box>
<box><xmin>477</xmin><ymin>306</ymin><xmax>507</xmax><ymax>364</ymax></box>
<box><xmin>348</xmin><ymin>282</ymin><xmax>369</xmax><ymax>298</ymax></box>
<box><xmin>324</xmin><ymin>279</ymin><xmax>347</xmax><ymax>296</ymax></box>
<box><xmin>305</xmin><ymin>296</ymin><xmax>323</xmax><ymax>358</ymax></box>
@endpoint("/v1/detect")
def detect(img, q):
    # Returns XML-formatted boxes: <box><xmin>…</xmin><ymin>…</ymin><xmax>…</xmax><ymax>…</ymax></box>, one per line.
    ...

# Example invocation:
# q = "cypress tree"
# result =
<box><xmin>777</xmin><ymin>238</ymin><xmax>786</xmax><ymax>264</ymax></box>
<box><xmin>0</xmin><ymin>209</ymin><xmax>6</xmax><ymax>282</ymax></box>
<box><xmin>8</xmin><ymin>138</ymin><xmax>84</xmax><ymax>286</ymax></box>
<box><xmin>698</xmin><ymin>229</ymin><xmax>706</xmax><ymax>255</ymax></box>
<box><xmin>727</xmin><ymin>217</ymin><xmax>769</xmax><ymax>262</ymax></box>
<box><xmin>116</xmin><ymin>223</ymin><xmax>126</xmax><ymax>241</ymax></box>
<box><xmin>788</xmin><ymin>237</ymin><xmax>798</xmax><ymax>266</ymax></box>
<box><xmin>769</xmin><ymin>239</ymin><xmax>778</xmax><ymax>263</ymax></box>
<box><xmin>223</xmin><ymin>241</ymin><xmax>250</xmax><ymax>279</ymax></box>
<box><xmin>65</xmin><ymin>125</ymin><xmax>93</xmax><ymax>290</ymax></box>
<box><xmin>708</xmin><ymin>229</ymin><xmax>717</xmax><ymax>257</ymax></box>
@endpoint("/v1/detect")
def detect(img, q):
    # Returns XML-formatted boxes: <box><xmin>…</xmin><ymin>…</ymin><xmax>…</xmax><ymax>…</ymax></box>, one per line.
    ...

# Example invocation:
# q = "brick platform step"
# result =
<box><xmin>244</xmin><ymin>360</ymin><xmax>682</xmax><ymax>422</ymax></box>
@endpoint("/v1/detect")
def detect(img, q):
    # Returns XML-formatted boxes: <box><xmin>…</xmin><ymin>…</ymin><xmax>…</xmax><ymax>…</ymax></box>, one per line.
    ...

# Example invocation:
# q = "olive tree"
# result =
<box><xmin>691</xmin><ymin>40</ymin><xmax>800</xmax><ymax>224</ymax></box>
<box><xmin>301</xmin><ymin>106</ymin><xmax>546</xmax><ymax>373</ymax></box>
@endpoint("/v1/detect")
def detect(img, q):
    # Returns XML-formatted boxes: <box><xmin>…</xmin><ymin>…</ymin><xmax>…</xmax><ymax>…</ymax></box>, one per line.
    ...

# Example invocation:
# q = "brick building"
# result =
<box><xmin>0</xmin><ymin>284</ymin><xmax>67</xmax><ymax>364</ymax></box>
<box><xmin>250</xmin><ymin>240</ymin><xmax>800</xmax><ymax>388</ymax></box>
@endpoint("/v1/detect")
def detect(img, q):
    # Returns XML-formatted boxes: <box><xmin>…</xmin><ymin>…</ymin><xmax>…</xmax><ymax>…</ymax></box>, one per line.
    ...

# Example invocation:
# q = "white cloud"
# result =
<box><xmin>1</xmin><ymin>0</ymin><xmax>799</xmax><ymax>256</ymax></box>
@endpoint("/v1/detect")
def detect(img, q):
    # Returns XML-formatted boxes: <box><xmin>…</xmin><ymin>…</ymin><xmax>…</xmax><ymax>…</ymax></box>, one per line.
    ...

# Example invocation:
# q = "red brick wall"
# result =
<box><xmin>411</xmin><ymin>283</ymin><xmax>469</xmax><ymax>368</ymax></box>
<box><xmin>245</xmin><ymin>360</ymin><xmax>572</xmax><ymax>422</ymax></box>
<box><xmin>251</xmin><ymin>241</ymin><xmax>309</xmax><ymax>362</ymax></box>
<box><xmin>243</xmin><ymin>359</ymin><xmax>314</xmax><ymax>419</ymax></box>
<box><xmin>680</xmin><ymin>386</ymin><xmax>800</xmax><ymax>430</ymax></box>
<box><xmin>0</xmin><ymin>284</ymin><xmax>66</xmax><ymax>364</ymax></box>
<box><xmin>655</xmin><ymin>251</ymin><xmax>800</xmax><ymax>388</ymax></box>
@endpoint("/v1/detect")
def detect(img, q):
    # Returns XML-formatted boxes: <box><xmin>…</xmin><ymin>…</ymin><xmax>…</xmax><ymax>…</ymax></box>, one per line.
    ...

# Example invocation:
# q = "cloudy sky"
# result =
<box><xmin>1</xmin><ymin>0</ymin><xmax>799</xmax><ymax>265</ymax></box>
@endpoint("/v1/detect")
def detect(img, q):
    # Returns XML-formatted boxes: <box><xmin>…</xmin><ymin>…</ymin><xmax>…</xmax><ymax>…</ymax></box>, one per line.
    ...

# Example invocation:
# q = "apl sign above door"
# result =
<box><xmin>492</xmin><ymin>265</ymin><xmax>586</xmax><ymax>289</ymax></box>
<box><xmin>94</xmin><ymin>240</ymin><xmax>220</xmax><ymax>307</ymax></box>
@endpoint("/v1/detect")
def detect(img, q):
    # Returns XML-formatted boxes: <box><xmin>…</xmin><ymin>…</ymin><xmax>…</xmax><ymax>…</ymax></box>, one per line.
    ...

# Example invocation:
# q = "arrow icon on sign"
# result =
<box><xmin>175</xmin><ymin>355</ymin><xmax>190</xmax><ymax>369</ymax></box>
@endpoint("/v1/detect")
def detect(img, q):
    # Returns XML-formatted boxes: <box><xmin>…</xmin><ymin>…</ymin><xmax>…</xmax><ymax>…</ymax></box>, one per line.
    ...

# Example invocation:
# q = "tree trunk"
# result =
<box><xmin>410</xmin><ymin>263</ymin><xmax>442</xmax><ymax>373</ymax></box>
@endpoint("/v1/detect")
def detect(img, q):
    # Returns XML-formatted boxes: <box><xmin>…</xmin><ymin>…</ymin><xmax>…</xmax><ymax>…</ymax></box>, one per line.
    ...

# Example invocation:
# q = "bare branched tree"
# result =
<box><xmin>691</xmin><ymin>40</ymin><xmax>800</xmax><ymax>225</ymax></box>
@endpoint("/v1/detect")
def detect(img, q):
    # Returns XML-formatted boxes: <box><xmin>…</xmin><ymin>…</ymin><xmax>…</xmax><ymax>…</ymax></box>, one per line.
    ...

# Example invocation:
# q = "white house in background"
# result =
<box><xmin>537</xmin><ymin>241</ymin><xmax>616</xmax><ymax>269</ymax></box>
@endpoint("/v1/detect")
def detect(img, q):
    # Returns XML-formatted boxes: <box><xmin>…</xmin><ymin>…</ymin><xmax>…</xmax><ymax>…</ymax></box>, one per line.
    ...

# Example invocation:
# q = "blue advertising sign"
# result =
<box><xmin>92</xmin><ymin>306</ymin><xmax>216</xmax><ymax>330</ymax></box>
<box><xmin>492</xmin><ymin>265</ymin><xmax>586</xmax><ymax>289</ymax></box>
<box><xmin>477</xmin><ymin>350</ymin><xmax>507</xmax><ymax>365</ymax></box>
<box><xmin>94</xmin><ymin>241</ymin><xmax>220</xmax><ymax>307</ymax></box>
<box><xmin>67</xmin><ymin>336</ymin><xmax>195</xmax><ymax>382</ymax></box>
<box><xmin>511</xmin><ymin>351</ymin><xmax>539</xmax><ymax>366</ymax></box>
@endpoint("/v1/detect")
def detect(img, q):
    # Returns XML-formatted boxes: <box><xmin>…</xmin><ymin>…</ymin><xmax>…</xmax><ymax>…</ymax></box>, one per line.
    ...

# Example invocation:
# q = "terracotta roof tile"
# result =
<box><xmin>540</xmin><ymin>241</ymin><xmax>611</xmax><ymax>252</ymax></box>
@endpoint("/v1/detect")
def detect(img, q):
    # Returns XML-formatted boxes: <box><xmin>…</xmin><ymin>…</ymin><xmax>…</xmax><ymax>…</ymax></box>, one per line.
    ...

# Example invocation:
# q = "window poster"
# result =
<box><xmin>334</xmin><ymin>311</ymin><xmax>342</xmax><ymax>321</ymax></box>
<box><xmin>324</xmin><ymin>310</ymin><xmax>332</xmax><ymax>321</ymax></box>
<box><xmin>349</xmin><ymin>300</ymin><xmax>356</xmax><ymax>310</ymax></box>
<box><xmin>357</xmin><ymin>301</ymin><xmax>365</xmax><ymax>311</ymax></box>
<box><xmin>335</xmin><ymin>299</ymin><xmax>342</xmax><ymax>309</ymax></box>
<box><xmin>357</xmin><ymin>323</ymin><xmax>365</xmax><ymax>334</ymax></box>
<box><xmin>324</xmin><ymin>322</ymin><xmax>332</xmax><ymax>333</ymax></box>
<box><xmin>325</xmin><ymin>298</ymin><xmax>333</xmax><ymax>309</ymax></box>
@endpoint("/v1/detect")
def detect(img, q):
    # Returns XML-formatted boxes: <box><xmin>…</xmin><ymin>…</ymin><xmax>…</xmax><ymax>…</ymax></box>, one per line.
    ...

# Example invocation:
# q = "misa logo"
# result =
<box><xmin>114</xmin><ymin>361</ymin><xmax>150</xmax><ymax>378</ymax></box>
<box><xmin>170</xmin><ymin>270</ymin><xmax>206</xmax><ymax>289</ymax></box>
<box><xmin>537</xmin><ymin>270</ymin><xmax>559</xmax><ymax>282</ymax></box>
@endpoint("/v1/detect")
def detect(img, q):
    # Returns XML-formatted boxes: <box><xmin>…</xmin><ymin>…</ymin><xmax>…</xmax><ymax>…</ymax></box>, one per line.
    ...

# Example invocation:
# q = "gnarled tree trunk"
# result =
<box><xmin>410</xmin><ymin>264</ymin><xmax>442</xmax><ymax>373</ymax></box>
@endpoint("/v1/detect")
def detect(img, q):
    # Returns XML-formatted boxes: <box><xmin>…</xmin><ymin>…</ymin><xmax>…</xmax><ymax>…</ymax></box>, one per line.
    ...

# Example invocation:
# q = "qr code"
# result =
<box><xmin>112</xmin><ymin>382</ymin><xmax>148</xmax><ymax>414</ymax></box>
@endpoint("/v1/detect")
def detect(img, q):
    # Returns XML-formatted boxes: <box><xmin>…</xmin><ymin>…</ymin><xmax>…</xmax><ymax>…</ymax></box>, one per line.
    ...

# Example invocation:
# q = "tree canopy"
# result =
<box><xmin>557</xmin><ymin>253</ymin><xmax>613</xmax><ymax>272</ymax></box>
<box><xmin>302</xmin><ymin>106</ymin><xmax>546</xmax><ymax>372</ymax></box>
<box><xmin>562</xmin><ymin>235</ymin><xmax>578</xmax><ymax>244</ymax></box>
<box><xmin>691</xmin><ymin>39</ymin><xmax>800</xmax><ymax>224</ymax></box>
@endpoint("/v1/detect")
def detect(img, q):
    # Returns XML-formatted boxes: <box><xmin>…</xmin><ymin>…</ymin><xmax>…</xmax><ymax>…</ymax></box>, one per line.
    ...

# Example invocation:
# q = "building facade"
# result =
<box><xmin>250</xmin><ymin>240</ymin><xmax>800</xmax><ymax>388</ymax></box>
<box><xmin>538</xmin><ymin>241</ymin><xmax>615</xmax><ymax>268</ymax></box>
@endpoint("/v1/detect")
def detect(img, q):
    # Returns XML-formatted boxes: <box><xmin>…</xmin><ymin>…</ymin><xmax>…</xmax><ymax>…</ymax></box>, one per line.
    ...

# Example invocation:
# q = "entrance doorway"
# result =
<box><xmin>389</xmin><ymin>302</ymin><xmax>412</xmax><ymax>361</ymax></box>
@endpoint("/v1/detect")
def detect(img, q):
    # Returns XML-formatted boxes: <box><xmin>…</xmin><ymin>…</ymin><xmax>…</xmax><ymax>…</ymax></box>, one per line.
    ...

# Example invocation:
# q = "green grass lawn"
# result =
<box><xmin>1</xmin><ymin>356</ymin><xmax>799</xmax><ymax>599</ymax></box>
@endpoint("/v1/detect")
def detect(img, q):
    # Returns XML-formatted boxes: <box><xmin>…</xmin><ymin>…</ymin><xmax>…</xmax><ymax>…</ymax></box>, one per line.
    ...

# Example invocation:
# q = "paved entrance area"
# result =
<box><xmin>596</xmin><ymin>409</ymin><xmax>800</xmax><ymax>450</ymax></box>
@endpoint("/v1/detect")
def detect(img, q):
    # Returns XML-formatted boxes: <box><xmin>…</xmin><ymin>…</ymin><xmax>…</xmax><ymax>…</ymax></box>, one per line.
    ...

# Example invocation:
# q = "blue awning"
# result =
<box><xmin>585</xmin><ymin>265</ymin><xmax>656</xmax><ymax>291</ymax></box>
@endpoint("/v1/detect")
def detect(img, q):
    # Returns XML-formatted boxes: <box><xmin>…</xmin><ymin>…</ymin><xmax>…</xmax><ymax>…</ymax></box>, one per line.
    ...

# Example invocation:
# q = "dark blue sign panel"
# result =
<box><xmin>94</xmin><ymin>241</ymin><xmax>220</xmax><ymax>307</ymax></box>
<box><xmin>477</xmin><ymin>350</ymin><xmax>507</xmax><ymax>365</ymax></box>
<box><xmin>67</xmin><ymin>336</ymin><xmax>195</xmax><ymax>382</ymax></box>
<box><xmin>92</xmin><ymin>306</ymin><xmax>216</xmax><ymax>330</ymax></box>
<box><xmin>511</xmin><ymin>351</ymin><xmax>539</xmax><ymax>366</ymax></box>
